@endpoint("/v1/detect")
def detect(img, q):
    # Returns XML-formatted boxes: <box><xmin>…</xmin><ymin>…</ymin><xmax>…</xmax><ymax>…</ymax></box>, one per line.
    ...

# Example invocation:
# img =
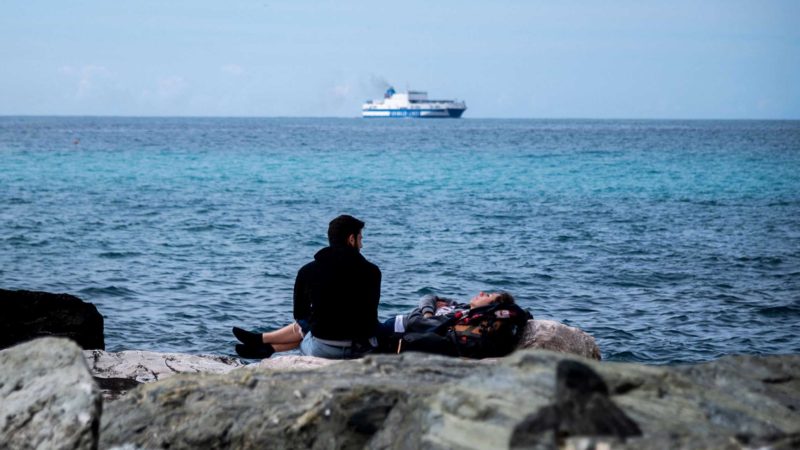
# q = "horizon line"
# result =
<box><xmin>2</xmin><ymin>114</ymin><xmax>799</xmax><ymax>122</ymax></box>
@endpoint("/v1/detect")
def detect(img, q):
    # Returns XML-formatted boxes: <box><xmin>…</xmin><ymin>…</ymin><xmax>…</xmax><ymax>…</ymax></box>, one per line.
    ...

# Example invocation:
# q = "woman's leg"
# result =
<box><xmin>233</xmin><ymin>322</ymin><xmax>304</xmax><ymax>359</ymax></box>
<box><xmin>272</xmin><ymin>342</ymin><xmax>300</xmax><ymax>352</ymax></box>
<box><xmin>261</xmin><ymin>322</ymin><xmax>304</xmax><ymax>346</ymax></box>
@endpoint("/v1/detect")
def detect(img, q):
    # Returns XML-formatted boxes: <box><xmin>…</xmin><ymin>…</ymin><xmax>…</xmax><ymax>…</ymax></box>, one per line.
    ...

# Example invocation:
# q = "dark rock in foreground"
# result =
<box><xmin>0</xmin><ymin>337</ymin><xmax>102</xmax><ymax>450</ymax></box>
<box><xmin>0</xmin><ymin>289</ymin><xmax>104</xmax><ymax>350</ymax></box>
<box><xmin>4</xmin><ymin>337</ymin><xmax>799</xmax><ymax>449</ymax></box>
<box><xmin>511</xmin><ymin>360</ymin><xmax>641</xmax><ymax>448</ymax></box>
<box><xmin>98</xmin><ymin>349</ymin><xmax>800</xmax><ymax>449</ymax></box>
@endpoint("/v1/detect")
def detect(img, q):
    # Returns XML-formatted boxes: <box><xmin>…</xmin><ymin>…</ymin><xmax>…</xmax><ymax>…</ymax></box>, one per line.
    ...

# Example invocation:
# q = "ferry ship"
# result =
<box><xmin>362</xmin><ymin>87</ymin><xmax>466</xmax><ymax>118</ymax></box>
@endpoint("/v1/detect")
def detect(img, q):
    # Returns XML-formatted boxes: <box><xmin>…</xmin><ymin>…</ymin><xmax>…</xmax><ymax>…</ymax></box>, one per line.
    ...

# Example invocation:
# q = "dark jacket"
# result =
<box><xmin>293</xmin><ymin>246</ymin><xmax>381</xmax><ymax>341</ymax></box>
<box><xmin>403</xmin><ymin>295</ymin><xmax>468</xmax><ymax>333</ymax></box>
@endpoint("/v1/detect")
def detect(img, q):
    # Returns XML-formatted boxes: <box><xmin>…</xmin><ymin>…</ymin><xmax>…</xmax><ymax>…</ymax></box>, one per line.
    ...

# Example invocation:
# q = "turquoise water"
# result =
<box><xmin>2</xmin><ymin>117</ymin><xmax>799</xmax><ymax>364</ymax></box>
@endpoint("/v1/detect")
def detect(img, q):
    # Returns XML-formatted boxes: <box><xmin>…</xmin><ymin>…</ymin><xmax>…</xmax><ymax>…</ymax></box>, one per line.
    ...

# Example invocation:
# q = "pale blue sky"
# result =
<box><xmin>2</xmin><ymin>1</ymin><xmax>798</xmax><ymax>118</ymax></box>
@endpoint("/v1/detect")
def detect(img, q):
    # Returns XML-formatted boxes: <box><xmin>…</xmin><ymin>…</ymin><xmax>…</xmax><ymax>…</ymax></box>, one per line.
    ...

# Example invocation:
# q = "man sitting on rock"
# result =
<box><xmin>233</xmin><ymin>214</ymin><xmax>381</xmax><ymax>360</ymax></box>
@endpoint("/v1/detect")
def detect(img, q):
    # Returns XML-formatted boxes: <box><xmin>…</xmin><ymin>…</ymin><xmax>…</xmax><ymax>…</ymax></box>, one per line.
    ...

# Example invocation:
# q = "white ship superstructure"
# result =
<box><xmin>362</xmin><ymin>87</ymin><xmax>466</xmax><ymax>118</ymax></box>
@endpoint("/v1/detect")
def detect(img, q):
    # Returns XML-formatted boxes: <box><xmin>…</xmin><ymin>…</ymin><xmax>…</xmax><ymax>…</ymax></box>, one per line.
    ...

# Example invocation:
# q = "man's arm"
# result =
<box><xmin>293</xmin><ymin>267</ymin><xmax>311</xmax><ymax>322</ymax></box>
<box><xmin>368</xmin><ymin>267</ymin><xmax>382</xmax><ymax>323</ymax></box>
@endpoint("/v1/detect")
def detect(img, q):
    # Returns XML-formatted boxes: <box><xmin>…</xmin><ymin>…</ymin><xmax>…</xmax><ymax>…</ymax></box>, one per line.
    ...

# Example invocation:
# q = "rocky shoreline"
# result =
<box><xmin>2</xmin><ymin>338</ymin><xmax>799</xmax><ymax>449</ymax></box>
<box><xmin>2</xmin><ymin>289</ymin><xmax>799</xmax><ymax>449</ymax></box>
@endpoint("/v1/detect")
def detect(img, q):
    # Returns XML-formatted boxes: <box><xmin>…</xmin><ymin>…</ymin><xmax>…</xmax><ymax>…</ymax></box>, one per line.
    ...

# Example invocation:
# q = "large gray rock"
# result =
<box><xmin>0</xmin><ymin>289</ymin><xmax>104</xmax><ymax>350</ymax></box>
<box><xmin>99</xmin><ymin>352</ymin><xmax>482</xmax><ymax>449</ymax></box>
<box><xmin>99</xmin><ymin>350</ymin><xmax>800</xmax><ymax>449</ymax></box>
<box><xmin>0</xmin><ymin>337</ymin><xmax>102</xmax><ymax>450</ymax></box>
<box><xmin>519</xmin><ymin>319</ymin><xmax>601</xmax><ymax>360</ymax></box>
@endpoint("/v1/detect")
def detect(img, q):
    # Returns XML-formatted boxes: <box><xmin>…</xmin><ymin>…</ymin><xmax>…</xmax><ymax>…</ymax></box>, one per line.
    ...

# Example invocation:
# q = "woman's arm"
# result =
<box><xmin>417</xmin><ymin>294</ymin><xmax>438</xmax><ymax>318</ymax></box>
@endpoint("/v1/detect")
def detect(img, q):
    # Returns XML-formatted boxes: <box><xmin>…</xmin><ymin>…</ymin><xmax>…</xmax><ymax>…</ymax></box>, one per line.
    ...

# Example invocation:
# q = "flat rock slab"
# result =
<box><xmin>85</xmin><ymin>349</ymin><xmax>247</xmax><ymax>400</ymax></box>
<box><xmin>85</xmin><ymin>349</ymin><xmax>246</xmax><ymax>383</ymax></box>
<box><xmin>0</xmin><ymin>337</ymin><xmax>102</xmax><ymax>450</ymax></box>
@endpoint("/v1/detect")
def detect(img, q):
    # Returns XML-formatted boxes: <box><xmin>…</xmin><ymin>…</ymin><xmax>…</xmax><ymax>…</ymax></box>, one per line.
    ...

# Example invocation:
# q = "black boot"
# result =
<box><xmin>235</xmin><ymin>343</ymin><xmax>275</xmax><ymax>359</ymax></box>
<box><xmin>232</xmin><ymin>326</ymin><xmax>265</xmax><ymax>347</ymax></box>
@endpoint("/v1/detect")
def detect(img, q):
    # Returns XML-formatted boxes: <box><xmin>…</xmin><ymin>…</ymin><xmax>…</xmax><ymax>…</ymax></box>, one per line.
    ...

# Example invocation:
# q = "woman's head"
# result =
<box><xmin>469</xmin><ymin>291</ymin><xmax>515</xmax><ymax>309</ymax></box>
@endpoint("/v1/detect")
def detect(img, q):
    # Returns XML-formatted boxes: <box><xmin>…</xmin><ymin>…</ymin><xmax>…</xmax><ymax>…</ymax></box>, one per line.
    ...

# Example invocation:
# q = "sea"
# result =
<box><xmin>1</xmin><ymin>117</ymin><xmax>799</xmax><ymax>365</ymax></box>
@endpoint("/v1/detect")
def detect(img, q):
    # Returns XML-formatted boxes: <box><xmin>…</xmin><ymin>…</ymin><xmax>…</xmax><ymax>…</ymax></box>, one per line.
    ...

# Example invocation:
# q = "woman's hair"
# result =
<box><xmin>495</xmin><ymin>291</ymin><xmax>516</xmax><ymax>305</ymax></box>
